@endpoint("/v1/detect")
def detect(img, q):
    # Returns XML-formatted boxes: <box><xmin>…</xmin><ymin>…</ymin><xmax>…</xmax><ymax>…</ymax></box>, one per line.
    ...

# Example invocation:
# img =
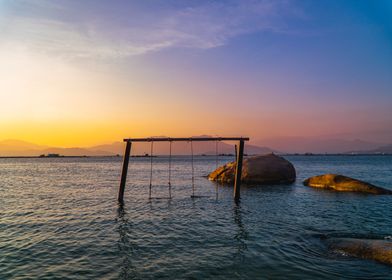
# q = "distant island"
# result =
<box><xmin>39</xmin><ymin>153</ymin><xmax>63</xmax><ymax>158</ymax></box>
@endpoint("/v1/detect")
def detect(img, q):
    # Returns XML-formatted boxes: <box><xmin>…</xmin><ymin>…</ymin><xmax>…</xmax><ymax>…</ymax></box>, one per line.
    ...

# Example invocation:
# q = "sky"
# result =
<box><xmin>0</xmin><ymin>0</ymin><xmax>391</xmax><ymax>147</ymax></box>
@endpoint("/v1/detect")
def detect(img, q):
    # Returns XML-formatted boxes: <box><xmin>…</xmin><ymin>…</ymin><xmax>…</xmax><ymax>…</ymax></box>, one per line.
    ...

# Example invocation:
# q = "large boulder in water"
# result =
<box><xmin>303</xmin><ymin>174</ymin><xmax>392</xmax><ymax>194</ymax></box>
<box><xmin>208</xmin><ymin>153</ymin><xmax>296</xmax><ymax>185</ymax></box>
<box><xmin>327</xmin><ymin>238</ymin><xmax>392</xmax><ymax>266</ymax></box>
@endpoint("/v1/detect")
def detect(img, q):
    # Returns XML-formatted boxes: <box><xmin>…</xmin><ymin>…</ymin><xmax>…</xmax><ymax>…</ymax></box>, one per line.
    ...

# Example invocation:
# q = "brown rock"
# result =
<box><xmin>208</xmin><ymin>153</ymin><xmax>296</xmax><ymax>185</ymax></box>
<box><xmin>303</xmin><ymin>174</ymin><xmax>392</xmax><ymax>194</ymax></box>
<box><xmin>328</xmin><ymin>238</ymin><xmax>392</xmax><ymax>266</ymax></box>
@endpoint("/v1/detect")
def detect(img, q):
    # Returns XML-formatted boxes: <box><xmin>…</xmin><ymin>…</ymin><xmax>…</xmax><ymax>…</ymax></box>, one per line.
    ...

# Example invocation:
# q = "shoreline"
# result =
<box><xmin>0</xmin><ymin>155</ymin><xmax>118</xmax><ymax>159</ymax></box>
<box><xmin>0</xmin><ymin>153</ymin><xmax>391</xmax><ymax>159</ymax></box>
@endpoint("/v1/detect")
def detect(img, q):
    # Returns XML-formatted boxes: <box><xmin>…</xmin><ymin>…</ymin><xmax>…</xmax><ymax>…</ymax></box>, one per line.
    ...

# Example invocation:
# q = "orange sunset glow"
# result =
<box><xmin>1</xmin><ymin>0</ymin><xmax>391</xmax><ymax>153</ymax></box>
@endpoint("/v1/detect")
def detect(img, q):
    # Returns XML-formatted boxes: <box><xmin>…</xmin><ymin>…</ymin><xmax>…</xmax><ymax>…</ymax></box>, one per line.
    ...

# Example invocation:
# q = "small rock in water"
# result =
<box><xmin>208</xmin><ymin>153</ymin><xmax>296</xmax><ymax>185</ymax></box>
<box><xmin>303</xmin><ymin>174</ymin><xmax>392</xmax><ymax>194</ymax></box>
<box><xmin>327</xmin><ymin>238</ymin><xmax>392</xmax><ymax>266</ymax></box>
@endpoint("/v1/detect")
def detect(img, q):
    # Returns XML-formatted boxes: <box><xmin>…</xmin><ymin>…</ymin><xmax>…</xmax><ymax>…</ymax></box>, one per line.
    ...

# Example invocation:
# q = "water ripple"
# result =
<box><xmin>0</xmin><ymin>156</ymin><xmax>391</xmax><ymax>279</ymax></box>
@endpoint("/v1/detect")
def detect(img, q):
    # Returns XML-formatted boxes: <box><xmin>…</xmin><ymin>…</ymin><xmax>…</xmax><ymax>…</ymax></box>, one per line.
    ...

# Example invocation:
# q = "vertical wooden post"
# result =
<box><xmin>233</xmin><ymin>140</ymin><xmax>245</xmax><ymax>202</ymax></box>
<box><xmin>118</xmin><ymin>141</ymin><xmax>132</xmax><ymax>203</ymax></box>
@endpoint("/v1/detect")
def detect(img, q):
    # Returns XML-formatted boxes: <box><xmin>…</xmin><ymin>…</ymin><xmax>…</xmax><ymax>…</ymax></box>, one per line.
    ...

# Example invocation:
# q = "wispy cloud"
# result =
<box><xmin>0</xmin><ymin>0</ymin><xmax>302</xmax><ymax>59</ymax></box>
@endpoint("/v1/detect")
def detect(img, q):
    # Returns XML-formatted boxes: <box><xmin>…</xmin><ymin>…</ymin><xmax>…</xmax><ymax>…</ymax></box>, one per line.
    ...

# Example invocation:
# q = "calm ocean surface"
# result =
<box><xmin>1</xmin><ymin>155</ymin><xmax>392</xmax><ymax>279</ymax></box>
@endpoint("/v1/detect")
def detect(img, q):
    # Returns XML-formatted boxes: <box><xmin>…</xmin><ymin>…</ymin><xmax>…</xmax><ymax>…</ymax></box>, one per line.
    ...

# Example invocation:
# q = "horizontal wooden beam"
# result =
<box><xmin>123</xmin><ymin>137</ymin><xmax>250</xmax><ymax>142</ymax></box>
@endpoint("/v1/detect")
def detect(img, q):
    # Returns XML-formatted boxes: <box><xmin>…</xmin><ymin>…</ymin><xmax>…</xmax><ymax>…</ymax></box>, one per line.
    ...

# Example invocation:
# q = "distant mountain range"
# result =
<box><xmin>350</xmin><ymin>144</ymin><xmax>392</xmax><ymax>154</ymax></box>
<box><xmin>255</xmin><ymin>137</ymin><xmax>387</xmax><ymax>154</ymax></box>
<box><xmin>1</xmin><ymin>137</ymin><xmax>391</xmax><ymax>157</ymax></box>
<box><xmin>0</xmin><ymin>138</ymin><xmax>275</xmax><ymax>157</ymax></box>
<box><xmin>0</xmin><ymin>139</ymin><xmax>114</xmax><ymax>156</ymax></box>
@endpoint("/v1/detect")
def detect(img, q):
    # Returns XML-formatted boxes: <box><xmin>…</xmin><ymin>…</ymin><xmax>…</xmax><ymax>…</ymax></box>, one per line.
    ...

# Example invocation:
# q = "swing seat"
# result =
<box><xmin>148</xmin><ymin>141</ymin><xmax>173</xmax><ymax>200</ymax></box>
<box><xmin>190</xmin><ymin>195</ymin><xmax>210</xmax><ymax>198</ymax></box>
<box><xmin>149</xmin><ymin>196</ymin><xmax>172</xmax><ymax>200</ymax></box>
<box><xmin>149</xmin><ymin>139</ymin><xmax>218</xmax><ymax>200</ymax></box>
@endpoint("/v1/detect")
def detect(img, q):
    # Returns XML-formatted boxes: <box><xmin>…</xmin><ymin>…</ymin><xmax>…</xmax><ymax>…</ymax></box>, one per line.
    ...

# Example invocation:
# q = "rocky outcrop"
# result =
<box><xmin>208</xmin><ymin>153</ymin><xmax>296</xmax><ymax>185</ymax></box>
<box><xmin>303</xmin><ymin>174</ymin><xmax>392</xmax><ymax>194</ymax></box>
<box><xmin>327</xmin><ymin>238</ymin><xmax>392</xmax><ymax>266</ymax></box>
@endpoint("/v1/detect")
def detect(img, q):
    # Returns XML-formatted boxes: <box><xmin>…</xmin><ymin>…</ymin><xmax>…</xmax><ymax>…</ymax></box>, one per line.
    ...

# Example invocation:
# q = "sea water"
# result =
<box><xmin>1</xmin><ymin>155</ymin><xmax>391</xmax><ymax>279</ymax></box>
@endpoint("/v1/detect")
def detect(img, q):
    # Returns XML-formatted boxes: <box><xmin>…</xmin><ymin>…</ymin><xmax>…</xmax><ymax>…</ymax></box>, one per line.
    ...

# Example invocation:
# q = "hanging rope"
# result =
<box><xmin>149</xmin><ymin>141</ymin><xmax>154</xmax><ymax>199</ymax></box>
<box><xmin>190</xmin><ymin>140</ymin><xmax>195</xmax><ymax>197</ymax></box>
<box><xmin>168</xmin><ymin>141</ymin><xmax>172</xmax><ymax>199</ymax></box>
<box><xmin>215</xmin><ymin>140</ymin><xmax>219</xmax><ymax>199</ymax></box>
<box><xmin>215</xmin><ymin>140</ymin><xmax>219</xmax><ymax>169</ymax></box>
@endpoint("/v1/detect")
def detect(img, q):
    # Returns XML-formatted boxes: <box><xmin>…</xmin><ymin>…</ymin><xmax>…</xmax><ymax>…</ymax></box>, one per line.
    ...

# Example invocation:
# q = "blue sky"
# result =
<box><xmin>0</xmin><ymin>0</ymin><xmax>391</xmax><ymax>146</ymax></box>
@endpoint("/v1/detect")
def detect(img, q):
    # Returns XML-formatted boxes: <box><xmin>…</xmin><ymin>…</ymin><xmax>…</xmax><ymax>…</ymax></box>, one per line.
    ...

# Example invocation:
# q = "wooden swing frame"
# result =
<box><xmin>118</xmin><ymin>137</ymin><xmax>249</xmax><ymax>204</ymax></box>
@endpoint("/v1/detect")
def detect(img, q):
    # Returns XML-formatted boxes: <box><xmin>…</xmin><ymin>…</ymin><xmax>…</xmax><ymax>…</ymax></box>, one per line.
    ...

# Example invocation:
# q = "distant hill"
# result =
<box><xmin>0</xmin><ymin>139</ymin><xmax>48</xmax><ymax>152</ymax></box>
<box><xmin>256</xmin><ymin>137</ymin><xmax>382</xmax><ymax>154</ymax></box>
<box><xmin>0</xmin><ymin>139</ymin><xmax>113</xmax><ymax>156</ymax></box>
<box><xmin>90</xmin><ymin>140</ymin><xmax>276</xmax><ymax>155</ymax></box>
<box><xmin>0</xmin><ymin>137</ymin><xmax>276</xmax><ymax>156</ymax></box>
<box><xmin>351</xmin><ymin>144</ymin><xmax>392</xmax><ymax>154</ymax></box>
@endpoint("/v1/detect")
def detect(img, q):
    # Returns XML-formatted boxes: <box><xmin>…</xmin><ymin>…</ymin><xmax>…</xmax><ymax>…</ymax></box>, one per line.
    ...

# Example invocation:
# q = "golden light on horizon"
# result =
<box><xmin>0</xmin><ymin>0</ymin><xmax>391</xmax><ymax>150</ymax></box>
